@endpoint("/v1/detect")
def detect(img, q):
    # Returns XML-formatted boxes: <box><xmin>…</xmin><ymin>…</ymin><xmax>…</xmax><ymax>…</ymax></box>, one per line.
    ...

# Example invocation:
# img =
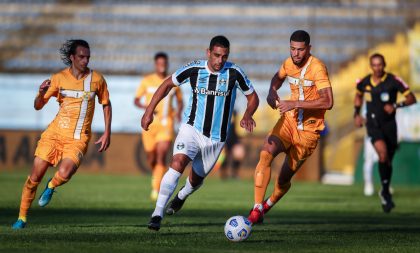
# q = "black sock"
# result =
<box><xmin>378</xmin><ymin>162</ymin><xmax>392</xmax><ymax>194</ymax></box>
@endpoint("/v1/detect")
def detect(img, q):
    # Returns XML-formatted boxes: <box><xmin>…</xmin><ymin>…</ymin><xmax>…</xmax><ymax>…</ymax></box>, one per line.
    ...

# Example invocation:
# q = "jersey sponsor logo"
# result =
<box><xmin>193</xmin><ymin>87</ymin><xmax>230</xmax><ymax>97</ymax></box>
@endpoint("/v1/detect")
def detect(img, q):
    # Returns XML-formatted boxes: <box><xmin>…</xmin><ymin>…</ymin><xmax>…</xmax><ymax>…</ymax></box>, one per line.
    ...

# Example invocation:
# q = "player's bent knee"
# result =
<box><xmin>377</xmin><ymin>152</ymin><xmax>388</xmax><ymax>163</ymax></box>
<box><xmin>258</xmin><ymin>150</ymin><xmax>274</xmax><ymax>167</ymax></box>
<box><xmin>170</xmin><ymin>157</ymin><xmax>189</xmax><ymax>173</ymax></box>
<box><xmin>58</xmin><ymin>163</ymin><xmax>78</xmax><ymax>180</ymax></box>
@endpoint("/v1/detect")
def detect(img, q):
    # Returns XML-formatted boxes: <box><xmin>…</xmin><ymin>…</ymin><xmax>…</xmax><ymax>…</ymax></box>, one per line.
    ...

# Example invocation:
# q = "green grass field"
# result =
<box><xmin>1</xmin><ymin>170</ymin><xmax>420</xmax><ymax>253</ymax></box>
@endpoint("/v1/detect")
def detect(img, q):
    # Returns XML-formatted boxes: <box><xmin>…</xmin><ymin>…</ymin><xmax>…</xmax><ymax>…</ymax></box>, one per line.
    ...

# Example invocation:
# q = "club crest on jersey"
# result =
<box><xmin>83</xmin><ymin>91</ymin><xmax>91</xmax><ymax>100</ymax></box>
<box><xmin>176</xmin><ymin>142</ymin><xmax>185</xmax><ymax>150</ymax></box>
<box><xmin>219</xmin><ymin>78</ymin><xmax>227</xmax><ymax>86</ymax></box>
<box><xmin>380</xmin><ymin>92</ymin><xmax>390</xmax><ymax>102</ymax></box>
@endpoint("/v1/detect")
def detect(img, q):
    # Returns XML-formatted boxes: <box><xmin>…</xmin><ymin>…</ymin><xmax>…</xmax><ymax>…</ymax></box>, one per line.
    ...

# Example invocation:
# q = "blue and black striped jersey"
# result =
<box><xmin>171</xmin><ymin>60</ymin><xmax>254</xmax><ymax>142</ymax></box>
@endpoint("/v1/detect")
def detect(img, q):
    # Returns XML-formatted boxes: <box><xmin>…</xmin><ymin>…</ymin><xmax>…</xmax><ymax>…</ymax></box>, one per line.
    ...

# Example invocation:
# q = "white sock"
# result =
<box><xmin>151</xmin><ymin>168</ymin><xmax>181</xmax><ymax>218</ymax></box>
<box><xmin>253</xmin><ymin>203</ymin><xmax>263</xmax><ymax>211</ymax></box>
<box><xmin>177</xmin><ymin>177</ymin><xmax>203</xmax><ymax>200</ymax></box>
<box><xmin>266</xmin><ymin>198</ymin><xmax>274</xmax><ymax>207</ymax></box>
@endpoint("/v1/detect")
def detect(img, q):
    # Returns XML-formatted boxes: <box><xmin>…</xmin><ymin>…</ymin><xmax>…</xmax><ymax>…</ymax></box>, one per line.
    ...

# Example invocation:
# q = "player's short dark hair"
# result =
<box><xmin>154</xmin><ymin>52</ymin><xmax>168</xmax><ymax>61</ymax></box>
<box><xmin>290</xmin><ymin>30</ymin><xmax>311</xmax><ymax>45</ymax></box>
<box><xmin>370</xmin><ymin>53</ymin><xmax>386</xmax><ymax>65</ymax></box>
<box><xmin>209</xmin><ymin>35</ymin><xmax>230</xmax><ymax>50</ymax></box>
<box><xmin>59</xmin><ymin>39</ymin><xmax>90</xmax><ymax>66</ymax></box>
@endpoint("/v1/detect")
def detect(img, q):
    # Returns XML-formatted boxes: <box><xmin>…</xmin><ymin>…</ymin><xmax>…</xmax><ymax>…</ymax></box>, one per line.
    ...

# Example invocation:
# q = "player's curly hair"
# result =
<box><xmin>290</xmin><ymin>30</ymin><xmax>310</xmax><ymax>45</ymax></box>
<box><xmin>59</xmin><ymin>39</ymin><xmax>90</xmax><ymax>66</ymax></box>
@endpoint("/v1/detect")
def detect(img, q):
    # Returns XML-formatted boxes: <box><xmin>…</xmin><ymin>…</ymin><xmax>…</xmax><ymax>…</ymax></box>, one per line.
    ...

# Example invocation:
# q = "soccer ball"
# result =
<box><xmin>224</xmin><ymin>216</ymin><xmax>252</xmax><ymax>242</ymax></box>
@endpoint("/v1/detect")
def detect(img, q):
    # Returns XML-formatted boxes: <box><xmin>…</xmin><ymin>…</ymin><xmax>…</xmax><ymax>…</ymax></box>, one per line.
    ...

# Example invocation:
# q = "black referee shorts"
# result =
<box><xmin>366</xmin><ymin>120</ymin><xmax>398</xmax><ymax>155</ymax></box>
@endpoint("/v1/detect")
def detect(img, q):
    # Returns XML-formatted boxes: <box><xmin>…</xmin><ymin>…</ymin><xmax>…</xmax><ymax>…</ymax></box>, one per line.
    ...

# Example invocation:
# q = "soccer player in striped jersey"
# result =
<box><xmin>134</xmin><ymin>52</ymin><xmax>183</xmax><ymax>201</ymax></box>
<box><xmin>141</xmin><ymin>35</ymin><xmax>259</xmax><ymax>231</ymax></box>
<box><xmin>248</xmin><ymin>30</ymin><xmax>334</xmax><ymax>224</ymax></box>
<box><xmin>12</xmin><ymin>40</ymin><xmax>112</xmax><ymax>229</ymax></box>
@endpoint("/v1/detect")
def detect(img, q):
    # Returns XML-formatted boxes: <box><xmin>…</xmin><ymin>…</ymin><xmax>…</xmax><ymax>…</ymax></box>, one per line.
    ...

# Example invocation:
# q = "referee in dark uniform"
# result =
<box><xmin>354</xmin><ymin>53</ymin><xmax>416</xmax><ymax>213</ymax></box>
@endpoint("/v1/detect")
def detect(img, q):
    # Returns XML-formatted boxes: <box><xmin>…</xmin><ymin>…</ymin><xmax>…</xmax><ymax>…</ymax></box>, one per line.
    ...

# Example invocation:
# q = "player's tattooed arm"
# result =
<box><xmin>267</xmin><ymin>73</ymin><xmax>285</xmax><ymax>109</ymax></box>
<box><xmin>141</xmin><ymin>77</ymin><xmax>176</xmax><ymax>131</ymax></box>
<box><xmin>34</xmin><ymin>79</ymin><xmax>51</xmax><ymax>110</ymax></box>
<box><xmin>278</xmin><ymin>87</ymin><xmax>333</xmax><ymax>114</ymax></box>
<box><xmin>240</xmin><ymin>91</ymin><xmax>259</xmax><ymax>133</ymax></box>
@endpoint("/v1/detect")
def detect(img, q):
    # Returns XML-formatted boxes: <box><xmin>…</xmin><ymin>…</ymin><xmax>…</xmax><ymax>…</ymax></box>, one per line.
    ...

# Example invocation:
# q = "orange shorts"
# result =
<box><xmin>142</xmin><ymin>120</ymin><xmax>174</xmax><ymax>152</ymax></box>
<box><xmin>34</xmin><ymin>130</ymin><xmax>89</xmax><ymax>167</ymax></box>
<box><xmin>269</xmin><ymin>115</ymin><xmax>320</xmax><ymax>171</ymax></box>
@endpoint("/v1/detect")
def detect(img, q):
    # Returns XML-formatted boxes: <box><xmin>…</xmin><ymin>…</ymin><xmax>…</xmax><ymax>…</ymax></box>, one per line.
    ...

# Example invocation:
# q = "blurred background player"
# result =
<box><xmin>12</xmin><ymin>39</ymin><xmax>112</xmax><ymax>229</ymax></box>
<box><xmin>141</xmin><ymin>35</ymin><xmax>259</xmax><ymax>231</ymax></box>
<box><xmin>218</xmin><ymin>110</ymin><xmax>245</xmax><ymax>180</ymax></box>
<box><xmin>363</xmin><ymin>135</ymin><xmax>379</xmax><ymax>196</ymax></box>
<box><xmin>354</xmin><ymin>53</ymin><xmax>416</xmax><ymax>212</ymax></box>
<box><xmin>248</xmin><ymin>30</ymin><xmax>334</xmax><ymax>224</ymax></box>
<box><xmin>134</xmin><ymin>52</ymin><xmax>183</xmax><ymax>201</ymax></box>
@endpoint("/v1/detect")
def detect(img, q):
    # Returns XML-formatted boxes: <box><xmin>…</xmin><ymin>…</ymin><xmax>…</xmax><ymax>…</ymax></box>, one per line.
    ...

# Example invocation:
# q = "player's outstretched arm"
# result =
<box><xmin>353</xmin><ymin>90</ymin><xmax>365</xmax><ymax>127</ymax></box>
<box><xmin>240</xmin><ymin>91</ymin><xmax>259</xmax><ymax>133</ymax></box>
<box><xmin>141</xmin><ymin>77</ymin><xmax>176</xmax><ymax>131</ymax></box>
<box><xmin>267</xmin><ymin>73</ymin><xmax>285</xmax><ymax>109</ymax></box>
<box><xmin>95</xmin><ymin>102</ymin><xmax>112</xmax><ymax>152</ymax></box>
<box><xmin>34</xmin><ymin>79</ymin><xmax>51</xmax><ymax>110</ymax></box>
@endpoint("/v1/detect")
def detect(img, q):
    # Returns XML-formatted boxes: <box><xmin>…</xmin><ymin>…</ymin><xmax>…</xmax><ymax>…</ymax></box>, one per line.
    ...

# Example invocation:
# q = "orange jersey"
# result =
<box><xmin>41</xmin><ymin>68</ymin><xmax>110</xmax><ymax>142</ymax></box>
<box><xmin>278</xmin><ymin>55</ymin><xmax>331</xmax><ymax>132</ymax></box>
<box><xmin>135</xmin><ymin>73</ymin><xmax>182</xmax><ymax>125</ymax></box>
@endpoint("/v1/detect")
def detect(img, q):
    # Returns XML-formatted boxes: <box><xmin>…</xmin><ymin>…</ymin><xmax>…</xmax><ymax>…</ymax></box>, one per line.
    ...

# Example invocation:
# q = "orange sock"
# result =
<box><xmin>269</xmin><ymin>179</ymin><xmax>291</xmax><ymax>206</ymax></box>
<box><xmin>254</xmin><ymin>151</ymin><xmax>273</xmax><ymax>204</ymax></box>
<box><xmin>18</xmin><ymin>176</ymin><xmax>40</xmax><ymax>221</ymax></box>
<box><xmin>152</xmin><ymin>164</ymin><xmax>167</xmax><ymax>192</ymax></box>
<box><xmin>48</xmin><ymin>171</ymin><xmax>69</xmax><ymax>188</ymax></box>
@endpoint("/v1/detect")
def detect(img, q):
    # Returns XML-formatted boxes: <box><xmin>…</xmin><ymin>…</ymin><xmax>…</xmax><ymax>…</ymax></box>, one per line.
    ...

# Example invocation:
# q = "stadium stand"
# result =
<box><xmin>0</xmin><ymin>1</ymin><xmax>418</xmax><ymax>79</ymax></box>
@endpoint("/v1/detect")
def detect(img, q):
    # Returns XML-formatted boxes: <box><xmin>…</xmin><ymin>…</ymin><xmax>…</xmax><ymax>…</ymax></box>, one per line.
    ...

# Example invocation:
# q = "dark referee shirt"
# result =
<box><xmin>356</xmin><ymin>73</ymin><xmax>411</xmax><ymax>125</ymax></box>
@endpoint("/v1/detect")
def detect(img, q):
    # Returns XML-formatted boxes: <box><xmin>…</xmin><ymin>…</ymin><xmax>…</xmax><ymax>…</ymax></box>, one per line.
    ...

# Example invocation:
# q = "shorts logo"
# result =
<box><xmin>176</xmin><ymin>142</ymin><xmax>185</xmax><ymax>150</ymax></box>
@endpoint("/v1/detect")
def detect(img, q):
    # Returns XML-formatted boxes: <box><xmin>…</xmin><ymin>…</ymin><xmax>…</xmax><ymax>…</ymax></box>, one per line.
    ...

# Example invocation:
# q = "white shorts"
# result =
<box><xmin>173</xmin><ymin>123</ymin><xmax>225</xmax><ymax>177</ymax></box>
<box><xmin>364</xmin><ymin>136</ymin><xmax>379</xmax><ymax>162</ymax></box>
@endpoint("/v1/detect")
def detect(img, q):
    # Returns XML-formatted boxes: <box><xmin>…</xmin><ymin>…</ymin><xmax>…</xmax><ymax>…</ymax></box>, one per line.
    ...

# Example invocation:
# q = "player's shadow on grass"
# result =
<box><xmin>2</xmin><ymin>207</ymin><xmax>420</xmax><ymax>229</ymax></box>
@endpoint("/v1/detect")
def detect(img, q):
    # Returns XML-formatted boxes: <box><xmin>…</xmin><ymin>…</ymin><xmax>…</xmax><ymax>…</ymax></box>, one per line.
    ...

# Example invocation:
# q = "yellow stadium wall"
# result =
<box><xmin>0</xmin><ymin>130</ymin><xmax>321</xmax><ymax>181</ymax></box>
